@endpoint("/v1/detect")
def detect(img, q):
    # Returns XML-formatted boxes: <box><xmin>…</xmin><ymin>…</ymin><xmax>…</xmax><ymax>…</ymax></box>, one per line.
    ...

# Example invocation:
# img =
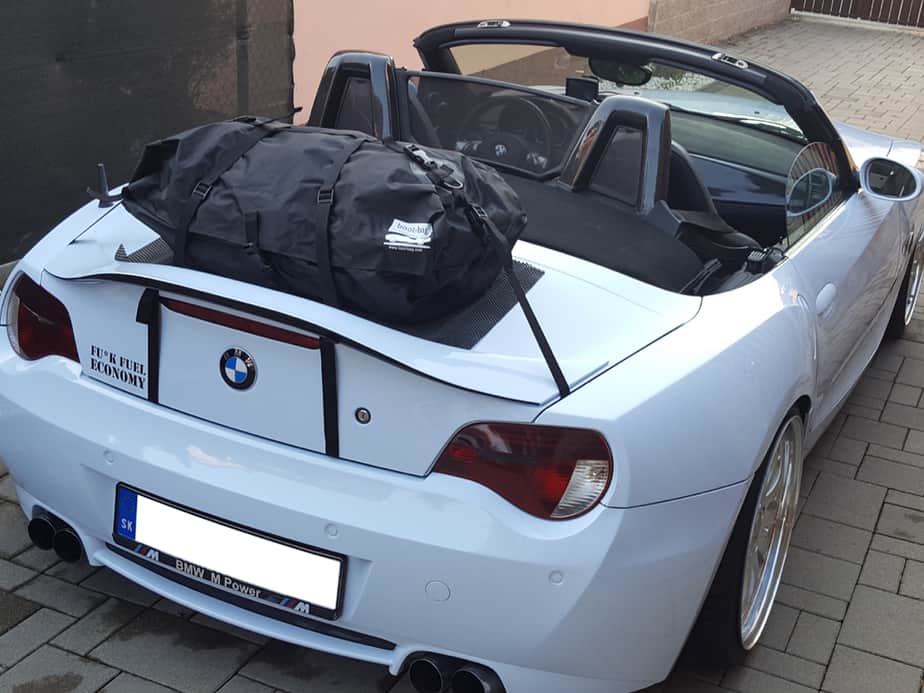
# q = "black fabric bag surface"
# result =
<box><xmin>121</xmin><ymin>119</ymin><xmax>528</xmax><ymax>324</ymax></box>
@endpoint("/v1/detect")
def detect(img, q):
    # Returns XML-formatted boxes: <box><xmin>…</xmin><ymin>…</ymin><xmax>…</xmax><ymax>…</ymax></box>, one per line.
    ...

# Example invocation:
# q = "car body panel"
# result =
<box><xmin>2</xmin><ymin>19</ymin><xmax>924</xmax><ymax>693</ymax></box>
<box><xmin>38</xmin><ymin>205</ymin><xmax>701</xmax><ymax>408</ymax></box>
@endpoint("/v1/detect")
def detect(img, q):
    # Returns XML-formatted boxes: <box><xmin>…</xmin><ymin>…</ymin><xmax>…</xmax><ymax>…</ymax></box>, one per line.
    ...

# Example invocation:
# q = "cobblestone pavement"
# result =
<box><xmin>1</xmin><ymin>15</ymin><xmax>924</xmax><ymax>693</ymax></box>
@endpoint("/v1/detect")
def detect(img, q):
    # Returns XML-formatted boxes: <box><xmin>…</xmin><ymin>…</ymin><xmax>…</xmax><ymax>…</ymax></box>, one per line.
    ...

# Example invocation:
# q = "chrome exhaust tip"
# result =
<box><xmin>408</xmin><ymin>654</ymin><xmax>455</xmax><ymax>693</ymax></box>
<box><xmin>27</xmin><ymin>515</ymin><xmax>57</xmax><ymax>551</ymax></box>
<box><xmin>451</xmin><ymin>664</ymin><xmax>505</xmax><ymax>693</ymax></box>
<box><xmin>53</xmin><ymin>528</ymin><xmax>83</xmax><ymax>563</ymax></box>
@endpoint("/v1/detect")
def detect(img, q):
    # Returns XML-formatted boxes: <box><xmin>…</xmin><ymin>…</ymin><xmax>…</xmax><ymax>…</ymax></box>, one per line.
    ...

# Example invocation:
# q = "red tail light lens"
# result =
<box><xmin>432</xmin><ymin>423</ymin><xmax>612</xmax><ymax>519</ymax></box>
<box><xmin>7</xmin><ymin>275</ymin><xmax>79</xmax><ymax>362</ymax></box>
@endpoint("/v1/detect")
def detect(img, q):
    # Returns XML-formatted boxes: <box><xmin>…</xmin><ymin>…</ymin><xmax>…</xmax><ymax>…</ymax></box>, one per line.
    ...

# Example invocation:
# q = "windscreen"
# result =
<box><xmin>406</xmin><ymin>73</ymin><xmax>592</xmax><ymax>175</ymax></box>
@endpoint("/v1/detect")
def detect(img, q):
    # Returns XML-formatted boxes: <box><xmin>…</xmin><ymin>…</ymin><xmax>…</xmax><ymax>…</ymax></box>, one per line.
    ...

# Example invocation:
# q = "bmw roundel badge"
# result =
<box><xmin>220</xmin><ymin>348</ymin><xmax>256</xmax><ymax>390</ymax></box>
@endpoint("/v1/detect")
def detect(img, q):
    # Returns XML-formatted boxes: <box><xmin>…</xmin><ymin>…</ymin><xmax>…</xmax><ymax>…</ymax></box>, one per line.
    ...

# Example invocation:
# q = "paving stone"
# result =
<box><xmin>775</xmin><ymin>583</ymin><xmax>848</xmax><ymax>621</ymax></box>
<box><xmin>0</xmin><ymin>645</ymin><xmax>117</xmax><ymax>693</ymax></box>
<box><xmin>0</xmin><ymin>501</ymin><xmax>31</xmax><ymax>559</ymax></box>
<box><xmin>782</xmin><ymin>547</ymin><xmax>860</xmax><ymax>601</ymax></box>
<box><xmin>801</xmin><ymin>467</ymin><xmax>819</xmax><ymax>498</ymax></box>
<box><xmin>791</xmin><ymin>514</ymin><xmax>871</xmax><ymax>564</ymax></box>
<box><xmin>721</xmin><ymin>665</ymin><xmax>816</xmax><ymax>693</ymax></box>
<box><xmin>890</xmin><ymin>383</ymin><xmax>922</xmax><ymax>406</ymax></box>
<box><xmin>874</xmin><ymin>353</ymin><xmax>904</xmax><ymax>374</ymax></box>
<box><xmin>14</xmin><ymin>574</ymin><xmax>106</xmax><ymax>617</ymax></box>
<box><xmin>857</xmin><ymin>456</ymin><xmax>924</xmax><ymax>494</ymax></box>
<box><xmin>757</xmin><ymin>603</ymin><xmax>799</xmax><ymax>650</ymax></box>
<box><xmin>855</xmin><ymin>374</ymin><xmax>894</xmax><ymax>400</ymax></box>
<box><xmin>871</xmin><ymin>533</ymin><xmax>924</xmax><ymax>562</ymax></box>
<box><xmin>877</xmin><ymin>503</ymin><xmax>924</xmax><ymax>545</ymax></box>
<box><xmin>839</xmin><ymin>585</ymin><xmax>924</xmax><ymax>666</ymax></box>
<box><xmin>0</xmin><ymin>591</ymin><xmax>40</xmax><ymax>635</ymax></box>
<box><xmin>0</xmin><ymin>608</ymin><xmax>75</xmax><ymax>667</ymax></box>
<box><xmin>822</xmin><ymin>644</ymin><xmax>923</xmax><ymax>693</ymax></box>
<box><xmin>899</xmin><ymin>559</ymin><xmax>924</xmax><ymax>600</ymax></box>
<box><xmin>802</xmin><ymin>473</ymin><xmax>887</xmax><ymax>530</ymax></box>
<box><xmin>190</xmin><ymin>613</ymin><xmax>268</xmax><ymax>646</ymax></box>
<box><xmin>81</xmin><ymin>568</ymin><xmax>159</xmax><ymax>606</ymax></box>
<box><xmin>904</xmin><ymin>429</ymin><xmax>924</xmax><ymax>455</ymax></box>
<box><xmin>882</xmin><ymin>401</ymin><xmax>924</xmax><ymax>432</ymax></box>
<box><xmin>662</xmin><ymin>675</ymin><xmax>728</xmax><ymax>692</ymax></box>
<box><xmin>859</xmin><ymin>549</ymin><xmax>905</xmax><ymax>592</ymax></box>
<box><xmin>51</xmin><ymin>597</ymin><xmax>144</xmax><ymax>655</ymax></box>
<box><xmin>151</xmin><ymin>597</ymin><xmax>196</xmax><ymax>618</ymax></box>
<box><xmin>240</xmin><ymin>639</ymin><xmax>395</xmax><ymax>693</ymax></box>
<box><xmin>48</xmin><ymin>557</ymin><xmax>99</xmax><ymax>584</ymax></box>
<box><xmin>840</xmin><ymin>416</ymin><xmax>906</xmax><ymax>450</ymax></box>
<box><xmin>744</xmin><ymin>645</ymin><xmax>825</xmax><ymax>689</ymax></box>
<box><xmin>868</xmin><ymin>443</ymin><xmax>924</xmax><ymax>468</ymax></box>
<box><xmin>785</xmin><ymin>611</ymin><xmax>838</xmax><ymax>665</ymax></box>
<box><xmin>886</xmin><ymin>489</ymin><xmax>924</xmax><ymax>513</ymax></box>
<box><xmin>896</xmin><ymin>356</ymin><xmax>924</xmax><ymax>388</ymax></box>
<box><xmin>12</xmin><ymin>545</ymin><xmax>60</xmax><ymax>572</ymax></box>
<box><xmin>90</xmin><ymin>609</ymin><xmax>258</xmax><ymax>693</ymax></box>
<box><xmin>216</xmin><ymin>675</ymin><xmax>275</xmax><ymax>693</ymax></box>
<box><xmin>828</xmin><ymin>437</ymin><xmax>867</xmax><ymax>465</ymax></box>
<box><xmin>0</xmin><ymin>557</ymin><xmax>36</xmax><ymax>591</ymax></box>
<box><xmin>100</xmin><ymin>672</ymin><xmax>178</xmax><ymax>692</ymax></box>
<box><xmin>805</xmin><ymin>456</ymin><xmax>857</xmax><ymax>479</ymax></box>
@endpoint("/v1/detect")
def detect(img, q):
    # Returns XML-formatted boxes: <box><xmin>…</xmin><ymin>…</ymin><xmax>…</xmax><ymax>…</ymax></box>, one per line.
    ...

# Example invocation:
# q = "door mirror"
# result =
<box><xmin>860</xmin><ymin>157</ymin><xmax>920</xmax><ymax>201</ymax></box>
<box><xmin>588</xmin><ymin>58</ymin><xmax>652</xmax><ymax>86</ymax></box>
<box><xmin>786</xmin><ymin>168</ymin><xmax>836</xmax><ymax>217</ymax></box>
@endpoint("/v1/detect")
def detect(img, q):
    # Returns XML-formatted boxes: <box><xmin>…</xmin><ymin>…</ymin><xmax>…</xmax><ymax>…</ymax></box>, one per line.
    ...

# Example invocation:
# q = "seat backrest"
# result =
<box><xmin>667</xmin><ymin>142</ymin><xmax>718</xmax><ymax>215</ymax></box>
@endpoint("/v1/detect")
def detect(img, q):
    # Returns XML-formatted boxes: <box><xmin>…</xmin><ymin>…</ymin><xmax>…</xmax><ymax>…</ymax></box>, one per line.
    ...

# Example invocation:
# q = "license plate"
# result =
<box><xmin>112</xmin><ymin>485</ymin><xmax>345</xmax><ymax>620</ymax></box>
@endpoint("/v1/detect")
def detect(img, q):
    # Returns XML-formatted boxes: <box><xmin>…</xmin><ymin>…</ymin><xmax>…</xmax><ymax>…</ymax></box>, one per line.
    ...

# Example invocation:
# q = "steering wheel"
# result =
<box><xmin>457</xmin><ymin>95</ymin><xmax>554</xmax><ymax>169</ymax></box>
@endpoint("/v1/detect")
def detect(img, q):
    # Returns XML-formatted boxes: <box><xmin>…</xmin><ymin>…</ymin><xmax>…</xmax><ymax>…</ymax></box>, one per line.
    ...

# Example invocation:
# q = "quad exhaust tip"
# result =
<box><xmin>28</xmin><ymin>511</ymin><xmax>84</xmax><ymax>563</ymax></box>
<box><xmin>407</xmin><ymin>655</ymin><xmax>504</xmax><ymax>693</ymax></box>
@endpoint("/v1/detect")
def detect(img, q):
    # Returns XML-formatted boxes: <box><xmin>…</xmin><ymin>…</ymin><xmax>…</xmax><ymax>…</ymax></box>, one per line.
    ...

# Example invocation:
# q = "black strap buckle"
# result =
<box><xmin>192</xmin><ymin>182</ymin><xmax>212</xmax><ymax>198</ymax></box>
<box><xmin>317</xmin><ymin>187</ymin><xmax>334</xmax><ymax>205</ymax></box>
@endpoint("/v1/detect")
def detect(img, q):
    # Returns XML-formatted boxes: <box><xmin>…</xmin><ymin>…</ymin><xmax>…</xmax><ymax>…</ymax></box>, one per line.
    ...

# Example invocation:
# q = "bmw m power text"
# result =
<box><xmin>2</xmin><ymin>20</ymin><xmax>923</xmax><ymax>693</ymax></box>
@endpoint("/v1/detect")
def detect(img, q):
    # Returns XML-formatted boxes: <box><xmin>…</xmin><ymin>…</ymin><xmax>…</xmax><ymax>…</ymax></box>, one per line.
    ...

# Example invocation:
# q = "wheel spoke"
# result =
<box><xmin>740</xmin><ymin>417</ymin><xmax>803</xmax><ymax>651</ymax></box>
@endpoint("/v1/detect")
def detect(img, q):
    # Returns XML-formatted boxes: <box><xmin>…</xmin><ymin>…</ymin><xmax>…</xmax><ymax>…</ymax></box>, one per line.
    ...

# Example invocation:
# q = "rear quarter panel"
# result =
<box><xmin>537</xmin><ymin>259</ymin><xmax>816</xmax><ymax>507</ymax></box>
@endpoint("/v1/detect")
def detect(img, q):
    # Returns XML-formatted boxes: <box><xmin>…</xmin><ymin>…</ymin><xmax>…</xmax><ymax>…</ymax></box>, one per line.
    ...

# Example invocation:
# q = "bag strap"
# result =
<box><xmin>173</xmin><ymin>119</ymin><xmax>280</xmax><ymax>266</ymax></box>
<box><xmin>395</xmin><ymin>140</ymin><xmax>570</xmax><ymax>399</ymax></box>
<box><xmin>467</xmin><ymin>204</ymin><xmax>571</xmax><ymax>400</ymax></box>
<box><xmin>315</xmin><ymin>135</ymin><xmax>369</xmax><ymax>307</ymax></box>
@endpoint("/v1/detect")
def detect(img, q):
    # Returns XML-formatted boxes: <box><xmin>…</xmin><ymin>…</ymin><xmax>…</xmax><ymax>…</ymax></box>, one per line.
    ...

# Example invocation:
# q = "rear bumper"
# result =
<box><xmin>0</xmin><ymin>344</ymin><xmax>747</xmax><ymax>693</ymax></box>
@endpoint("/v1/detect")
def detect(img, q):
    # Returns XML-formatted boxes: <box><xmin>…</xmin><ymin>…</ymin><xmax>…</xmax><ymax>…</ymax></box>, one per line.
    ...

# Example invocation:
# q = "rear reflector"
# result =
<box><xmin>7</xmin><ymin>274</ymin><xmax>79</xmax><ymax>362</ymax></box>
<box><xmin>162</xmin><ymin>298</ymin><xmax>320</xmax><ymax>349</ymax></box>
<box><xmin>432</xmin><ymin>423</ymin><xmax>612</xmax><ymax>519</ymax></box>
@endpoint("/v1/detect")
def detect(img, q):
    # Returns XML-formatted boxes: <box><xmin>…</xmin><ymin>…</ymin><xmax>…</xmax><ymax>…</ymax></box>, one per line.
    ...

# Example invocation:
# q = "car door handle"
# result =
<box><xmin>816</xmin><ymin>283</ymin><xmax>837</xmax><ymax>316</ymax></box>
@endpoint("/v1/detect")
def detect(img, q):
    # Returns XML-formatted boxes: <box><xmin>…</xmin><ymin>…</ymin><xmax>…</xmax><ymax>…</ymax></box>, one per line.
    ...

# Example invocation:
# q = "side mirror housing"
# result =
<box><xmin>860</xmin><ymin>157</ymin><xmax>921</xmax><ymax>201</ymax></box>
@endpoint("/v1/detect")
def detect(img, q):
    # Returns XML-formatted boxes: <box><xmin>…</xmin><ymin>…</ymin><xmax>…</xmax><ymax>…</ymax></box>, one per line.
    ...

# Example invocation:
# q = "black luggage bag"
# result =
<box><xmin>121</xmin><ymin>118</ymin><xmax>528</xmax><ymax>325</ymax></box>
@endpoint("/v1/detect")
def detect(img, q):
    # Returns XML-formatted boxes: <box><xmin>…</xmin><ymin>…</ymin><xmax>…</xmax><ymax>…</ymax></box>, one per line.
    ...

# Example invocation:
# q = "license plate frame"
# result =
<box><xmin>112</xmin><ymin>483</ymin><xmax>346</xmax><ymax>620</ymax></box>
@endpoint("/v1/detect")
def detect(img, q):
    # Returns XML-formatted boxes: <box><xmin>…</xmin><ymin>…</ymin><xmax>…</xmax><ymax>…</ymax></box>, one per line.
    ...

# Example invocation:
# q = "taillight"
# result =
<box><xmin>6</xmin><ymin>275</ymin><xmax>79</xmax><ymax>362</ymax></box>
<box><xmin>432</xmin><ymin>423</ymin><xmax>612</xmax><ymax>520</ymax></box>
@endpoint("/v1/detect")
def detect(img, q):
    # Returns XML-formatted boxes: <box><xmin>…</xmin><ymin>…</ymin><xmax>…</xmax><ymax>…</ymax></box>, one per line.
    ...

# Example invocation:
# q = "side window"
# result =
<box><xmin>590</xmin><ymin>126</ymin><xmax>645</xmax><ymax>207</ymax></box>
<box><xmin>785</xmin><ymin>142</ymin><xmax>846</xmax><ymax>248</ymax></box>
<box><xmin>334</xmin><ymin>76</ymin><xmax>375</xmax><ymax>135</ymax></box>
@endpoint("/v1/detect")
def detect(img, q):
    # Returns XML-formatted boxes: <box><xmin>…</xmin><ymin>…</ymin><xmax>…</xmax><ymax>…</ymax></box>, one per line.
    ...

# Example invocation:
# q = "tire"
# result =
<box><xmin>885</xmin><ymin>253</ymin><xmax>920</xmax><ymax>340</ymax></box>
<box><xmin>683</xmin><ymin>411</ymin><xmax>804</xmax><ymax>666</ymax></box>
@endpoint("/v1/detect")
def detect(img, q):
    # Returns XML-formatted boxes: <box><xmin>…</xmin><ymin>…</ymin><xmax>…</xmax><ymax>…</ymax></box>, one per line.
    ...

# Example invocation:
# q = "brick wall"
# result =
<box><xmin>649</xmin><ymin>0</ymin><xmax>791</xmax><ymax>44</ymax></box>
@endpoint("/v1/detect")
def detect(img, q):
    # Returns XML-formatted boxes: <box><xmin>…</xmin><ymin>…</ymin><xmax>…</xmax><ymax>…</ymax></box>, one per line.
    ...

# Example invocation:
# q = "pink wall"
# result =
<box><xmin>293</xmin><ymin>1</ymin><xmax>650</xmax><ymax>111</ymax></box>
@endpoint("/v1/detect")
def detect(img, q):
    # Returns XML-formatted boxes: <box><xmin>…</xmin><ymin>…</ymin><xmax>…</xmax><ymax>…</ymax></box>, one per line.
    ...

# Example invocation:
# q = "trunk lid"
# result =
<box><xmin>43</xmin><ymin>205</ymin><xmax>699</xmax><ymax>474</ymax></box>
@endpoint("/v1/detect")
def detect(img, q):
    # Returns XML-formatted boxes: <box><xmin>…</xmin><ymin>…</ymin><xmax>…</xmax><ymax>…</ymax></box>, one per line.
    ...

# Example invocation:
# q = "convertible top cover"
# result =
<box><xmin>122</xmin><ymin>118</ymin><xmax>527</xmax><ymax>324</ymax></box>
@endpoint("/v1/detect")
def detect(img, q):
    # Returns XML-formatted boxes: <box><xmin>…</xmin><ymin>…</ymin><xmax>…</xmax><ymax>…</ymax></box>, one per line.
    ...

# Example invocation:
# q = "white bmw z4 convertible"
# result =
<box><xmin>2</xmin><ymin>20</ymin><xmax>923</xmax><ymax>693</ymax></box>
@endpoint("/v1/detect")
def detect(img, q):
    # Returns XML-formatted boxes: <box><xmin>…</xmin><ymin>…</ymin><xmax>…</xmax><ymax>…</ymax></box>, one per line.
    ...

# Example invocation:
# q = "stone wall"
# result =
<box><xmin>649</xmin><ymin>0</ymin><xmax>791</xmax><ymax>44</ymax></box>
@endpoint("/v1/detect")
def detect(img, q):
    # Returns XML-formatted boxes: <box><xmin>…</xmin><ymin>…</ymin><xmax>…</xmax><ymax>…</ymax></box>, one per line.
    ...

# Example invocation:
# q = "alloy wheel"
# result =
<box><xmin>739</xmin><ymin>415</ymin><xmax>803</xmax><ymax>650</ymax></box>
<box><xmin>904</xmin><ymin>247</ymin><xmax>923</xmax><ymax>326</ymax></box>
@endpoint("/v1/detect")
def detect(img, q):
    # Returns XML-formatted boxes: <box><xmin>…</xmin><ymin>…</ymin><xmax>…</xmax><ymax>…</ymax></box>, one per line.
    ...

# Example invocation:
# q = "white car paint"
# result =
<box><xmin>0</xmin><ymin>115</ymin><xmax>922</xmax><ymax>693</ymax></box>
